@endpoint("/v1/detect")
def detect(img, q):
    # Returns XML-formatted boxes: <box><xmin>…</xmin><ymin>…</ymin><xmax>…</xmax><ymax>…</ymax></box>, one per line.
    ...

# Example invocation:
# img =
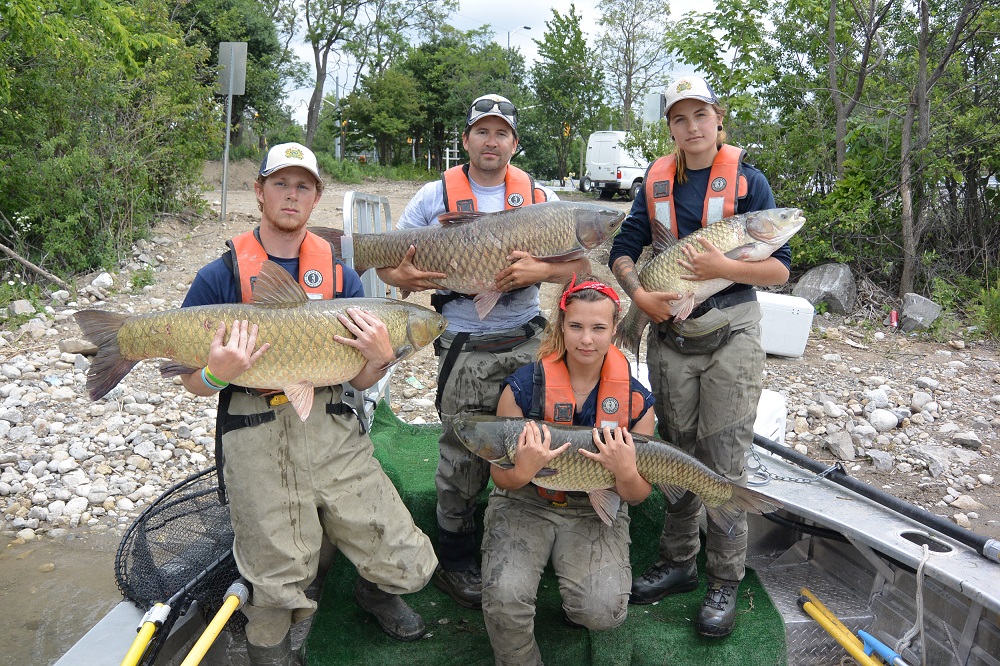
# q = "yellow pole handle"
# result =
<box><xmin>120</xmin><ymin>613</ymin><xmax>161</xmax><ymax>666</ymax></box>
<box><xmin>799</xmin><ymin>587</ymin><xmax>866</xmax><ymax>653</ymax></box>
<box><xmin>799</xmin><ymin>598</ymin><xmax>880</xmax><ymax>666</ymax></box>
<box><xmin>178</xmin><ymin>596</ymin><xmax>240</xmax><ymax>666</ymax></box>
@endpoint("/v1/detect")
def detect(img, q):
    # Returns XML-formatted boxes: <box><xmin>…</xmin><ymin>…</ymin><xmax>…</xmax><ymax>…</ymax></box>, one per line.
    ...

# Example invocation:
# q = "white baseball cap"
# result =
<box><xmin>259</xmin><ymin>142</ymin><xmax>323</xmax><ymax>185</ymax></box>
<box><xmin>663</xmin><ymin>76</ymin><xmax>720</xmax><ymax>118</ymax></box>
<box><xmin>466</xmin><ymin>94</ymin><xmax>518</xmax><ymax>133</ymax></box>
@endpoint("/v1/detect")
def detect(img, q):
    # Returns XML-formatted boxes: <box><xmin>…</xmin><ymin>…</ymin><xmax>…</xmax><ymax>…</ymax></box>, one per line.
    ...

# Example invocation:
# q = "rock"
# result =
<box><xmin>791</xmin><ymin>263</ymin><xmax>857</xmax><ymax>314</ymax></box>
<box><xmin>899</xmin><ymin>293</ymin><xmax>942</xmax><ymax>332</ymax></box>
<box><xmin>952</xmin><ymin>432</ymin><xmax>982</xmax><ymax>450</ymax></box>
<box><xmin>869</xmin><ymin>409</ymin><xmax>899</xmax><ymax>432</ymax></box>
<box><xmin>953</xmin><ymin>513</ymin><xmax>972</xmax><ymax>528</ymax></box>
<box><xmin>91</xmin><ymin>272</ymin><xmax>114</xmax><ymax>289</ymax></box>
<box><xmin>826</xmin><ymin>431</ymin><xmax>856</xmax><ymax>460</ymax></box>
<box><xmin>9</xmin><ymin>300</ymin><xmax>35</xmax><ymax>316</ymax></box>
<box><xmin>868</xmin><ymin>450</ymin><xmax>894</xmax><ymax>472</ymax></box>
<box><xmin>58</xmin><ymin>339</ymin><xmax>98</xmax><ymax>355</ymax></box>
<box><xmin>978</xmin><ymin>474</ymin><xmax>994</xmax><ymax>486</ymax></box>
<box><xmin>950</xmin><ymin>495</ymin><xmax>985</xmax><ymax>512</ymax></box>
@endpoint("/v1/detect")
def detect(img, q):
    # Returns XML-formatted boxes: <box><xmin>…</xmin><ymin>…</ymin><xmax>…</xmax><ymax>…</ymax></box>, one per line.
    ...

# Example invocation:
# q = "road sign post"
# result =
<box><xmin>218</xmin><ymin>42</ymin><xmax>247</xmax><ymax>223</ymax></box>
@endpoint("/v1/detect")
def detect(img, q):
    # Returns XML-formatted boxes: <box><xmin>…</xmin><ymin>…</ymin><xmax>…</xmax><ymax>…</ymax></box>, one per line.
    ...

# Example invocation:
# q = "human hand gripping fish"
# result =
<box><xmin>195</xmin><ymin>319</ymin><xmax>271</xmax><ymax>395</ymax></box>
<box><xmin>333</xmin><ymin>307</ymin><xmax>398</xmax><ymax>390</ymax></box>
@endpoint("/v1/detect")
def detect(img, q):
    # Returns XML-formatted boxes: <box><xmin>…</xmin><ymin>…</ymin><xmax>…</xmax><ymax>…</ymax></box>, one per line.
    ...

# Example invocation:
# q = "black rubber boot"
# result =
<box><xmin>246</xmin><ymin>632</ymin><xmax>293</xmax><ymax>666</ymax></box>
<box><xmin>629</xmin><ymin>559</ymin><xmax>699</xmax><ymax>605</ymax></box>
<box><xmin>432</xmin><ymin>565</ymin><xmax>482</xmax><ymax>609</ymax></box>
<box><xmin>433</xmin><ymin>527</ymin><xmax>482</xmax><ymax>609</ymax></box>
<box><xmin>695</xmin><ymin>580</ymin><xmax>739</xmax><ymax>637</ymax></box>
<box><xmin>354</xmin><ymin>577</ymin><xmax>426</xmax><ymax>642</ymax></box>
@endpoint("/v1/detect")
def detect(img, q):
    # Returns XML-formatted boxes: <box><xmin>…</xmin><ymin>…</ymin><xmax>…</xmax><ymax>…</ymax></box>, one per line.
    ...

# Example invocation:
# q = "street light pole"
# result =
<box><xmin>506</xmin><ymin>25</ymin><xmax>531</xmax><ymax>50</ymax></box>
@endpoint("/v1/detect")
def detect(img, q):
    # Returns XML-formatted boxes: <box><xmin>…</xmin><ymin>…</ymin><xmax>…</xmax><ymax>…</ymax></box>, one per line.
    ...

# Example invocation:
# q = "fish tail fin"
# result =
<box><xmin>613</xmin><ymin>304</ymin><xmax>649</xmax><ymax>358</ymax></box>
<box><xmin>74</xmin><ymin>310</ymin><xmax>138</xmax><ymax>400</ymax></box>
<box><xmin>706</xmin><ymin>485</ymin><xmax>783</xmax><ymax>536</ymax></box>
<box><xmin>307</xmin><ymin>227</ymin><xmax>370</xmax><ymax>272</ymax></box>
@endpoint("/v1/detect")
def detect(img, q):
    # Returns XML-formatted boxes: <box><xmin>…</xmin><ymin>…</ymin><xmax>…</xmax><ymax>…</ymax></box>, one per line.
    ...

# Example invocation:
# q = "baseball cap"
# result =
<box><xmin>259</xmin><ymin>142</ymin><xmax>323</xmax><ymax>185</ymax></box>
<box><xmin>663</xmin><ymin>76</ymin><xmax>720</xmax><ymax>118</ymax></box>
<box><xmin>466</xmin><ymin>94</ymin><xmax>518</xmax><ymax>133</ymax></box>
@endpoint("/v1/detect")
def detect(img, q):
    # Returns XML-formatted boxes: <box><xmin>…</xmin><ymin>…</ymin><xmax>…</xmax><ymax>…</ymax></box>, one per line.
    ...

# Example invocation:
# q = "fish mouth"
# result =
<box><xmin>746</xmin><ymin>208</ymin><xmax>805</xmax><ymax>244</ymax></box>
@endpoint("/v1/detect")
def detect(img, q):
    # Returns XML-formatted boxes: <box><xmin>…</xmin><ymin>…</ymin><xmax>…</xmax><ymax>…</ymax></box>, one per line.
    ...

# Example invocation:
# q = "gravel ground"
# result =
<box><xmin>1</xmin><ymin>160</ymin><xmax>998</xmax><ymax>665</ymax></box>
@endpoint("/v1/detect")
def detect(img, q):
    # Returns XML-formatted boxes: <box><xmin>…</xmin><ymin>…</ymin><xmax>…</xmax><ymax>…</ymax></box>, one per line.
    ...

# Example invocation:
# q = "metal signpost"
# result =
<box><xmin>217</xmin><ymin>42</ymin><xmax>247</xmax><ymax>223</ymax></box>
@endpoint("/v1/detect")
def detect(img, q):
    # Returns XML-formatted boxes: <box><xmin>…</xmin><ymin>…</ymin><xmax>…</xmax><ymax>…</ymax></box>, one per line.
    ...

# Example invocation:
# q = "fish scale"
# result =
<box><xmin>114</xmin><ymin>298</ymin><xmax>419</xmax><ymax>389</ymax></box>
<box><xmin>347</xmin><ymin>202</ymin><xmax>625</xmax><ymax>294</ymax></box>
<box><xmin>452</xmin><ymin>415</ymin><xmax>781</xmax><ymax>528</ymax></box>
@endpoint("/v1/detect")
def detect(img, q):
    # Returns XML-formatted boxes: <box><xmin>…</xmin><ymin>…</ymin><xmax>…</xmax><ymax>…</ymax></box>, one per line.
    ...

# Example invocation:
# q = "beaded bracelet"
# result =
<box><xmin>201</xmin><ymin>367</ymin><xmax>228</xmax><ymax>391</ymax></box>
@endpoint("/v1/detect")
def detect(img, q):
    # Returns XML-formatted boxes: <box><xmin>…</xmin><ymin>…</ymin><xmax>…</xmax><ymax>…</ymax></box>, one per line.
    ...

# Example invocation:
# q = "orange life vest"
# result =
<box><xmin>226</xmin><ymin>229</ymin><xmax>343</xmax><ymax>303</ymax></box>
<box><xmin>644</xmin><ymin>144</ymin><xmax>749</xmax><ymax>240</ymax></box>
<box><xmin>531</xmin><ymin>346</ymin><xmax>645</xmax><ymax>505</ymax></box>
<box><xmin>441</xmin><ymin>164</ymin><xmax>547</xmax><ymax>213</ymax></box>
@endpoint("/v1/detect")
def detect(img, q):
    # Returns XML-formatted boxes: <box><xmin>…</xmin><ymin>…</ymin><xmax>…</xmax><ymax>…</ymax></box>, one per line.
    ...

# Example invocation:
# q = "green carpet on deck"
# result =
<box><xmin>303</xmin><ymin>401</ymin><xmax>786</xmax><ymax>665</ymax></box>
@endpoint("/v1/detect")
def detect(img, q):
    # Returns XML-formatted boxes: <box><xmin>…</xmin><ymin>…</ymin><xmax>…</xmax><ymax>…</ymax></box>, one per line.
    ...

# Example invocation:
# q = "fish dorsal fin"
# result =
<box><xmin>437</xmin><ymin>211</ymin><xmax>486</xmax><ymax>225</ymax></box>
<box><xmin>251</xmin><ymin>260</ymin><xmax>309</xmax><ymax>306</ymax></box>
<box><xmin>588</xmin><ymin>489</ymin><xmax>622</xmax><ymax>526</ymax></box>
<box><xmin>650</xmin><ymin>216</ymin><xmax>679</xmax><ymax>254</ymax></box>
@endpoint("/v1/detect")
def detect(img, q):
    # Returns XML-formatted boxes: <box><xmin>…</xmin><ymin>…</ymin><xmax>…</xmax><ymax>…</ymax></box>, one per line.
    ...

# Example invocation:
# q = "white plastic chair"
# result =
<box><xmin>340</xmin><ymin>191</ymin><xmax>398</xmax><ymax>430</ymax></box>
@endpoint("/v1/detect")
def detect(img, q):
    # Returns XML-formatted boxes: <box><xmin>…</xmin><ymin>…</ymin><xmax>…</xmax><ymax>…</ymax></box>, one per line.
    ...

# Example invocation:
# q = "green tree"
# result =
<box><xmin>529</xmin><ymin>5</ymin><xmax>605</xmax><ymax>181</ymax></box>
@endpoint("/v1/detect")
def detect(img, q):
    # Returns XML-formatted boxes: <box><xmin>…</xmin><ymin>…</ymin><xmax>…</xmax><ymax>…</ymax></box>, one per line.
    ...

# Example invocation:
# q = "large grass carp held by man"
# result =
<box><xmin>312</xmin><ymin>201</ymin><xmax>626</xmax><ymax>319</ymax></box>
<box><xmin>452</xmin><ymin>415</ymin><xmax>781</xmax><ymax>529</ymax></box>
<box><xmin>615</xmin><ymin>207</ymin><xmax>806</xmax><ymax>355</ymax></box>
<box><xmin>74</xmin><ymin>260</ymin><xmax>447</xmax><ymax>421</ymax></box>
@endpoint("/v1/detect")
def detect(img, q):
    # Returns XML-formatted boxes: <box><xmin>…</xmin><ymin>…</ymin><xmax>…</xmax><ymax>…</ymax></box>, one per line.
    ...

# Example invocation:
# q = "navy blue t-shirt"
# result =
<box><xmin>182</xmin><ymin>254</ymin><xmax>364</xmax><ymax>307</ymax></box>
<box><xmin>608</xmin><ymin>159</ymin><xmax>791</xmax><ymax>299</ymax></box>
<box><xmin>503</xmin><ymin>359</ymin><xmax>655</xmax><ymax>428</ymax></box>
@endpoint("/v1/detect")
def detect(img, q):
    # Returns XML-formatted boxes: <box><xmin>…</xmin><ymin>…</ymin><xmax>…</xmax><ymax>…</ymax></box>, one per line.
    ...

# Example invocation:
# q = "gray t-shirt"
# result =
<box><xmin>396</xmin><ymin>176</ymin><xmax>559</xmax><ymax>334</ymax></box>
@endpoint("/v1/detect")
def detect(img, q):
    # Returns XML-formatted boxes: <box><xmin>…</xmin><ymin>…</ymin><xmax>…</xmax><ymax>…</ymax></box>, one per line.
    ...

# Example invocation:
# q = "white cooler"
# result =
<box><xmin>756</xmin><ymin>291</ymin><xmax>814</xmax><ymax>357</ymax></box>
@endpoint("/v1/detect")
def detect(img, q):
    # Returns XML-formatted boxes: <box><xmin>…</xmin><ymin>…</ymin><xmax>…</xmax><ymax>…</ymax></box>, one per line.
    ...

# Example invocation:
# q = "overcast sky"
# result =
<box><xmin>286</xmin><ymin>0</ymin><xmax>706</xmax><ymax>125</ymax></box>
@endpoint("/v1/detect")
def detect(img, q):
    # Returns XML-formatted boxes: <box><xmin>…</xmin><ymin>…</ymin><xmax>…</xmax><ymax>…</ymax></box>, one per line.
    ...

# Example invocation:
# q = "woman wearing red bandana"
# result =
<box><xmin>479</xmin><ymin>274</ymin><xmax>656</xmax><ymax>666</ymax></box>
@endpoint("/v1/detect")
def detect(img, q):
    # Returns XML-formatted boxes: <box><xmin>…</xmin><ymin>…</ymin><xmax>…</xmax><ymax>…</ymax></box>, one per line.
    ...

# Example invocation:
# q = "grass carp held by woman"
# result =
<box><xmin>74</xmin><ymin>260</ymin><xmax>447</xmax><ymax>421</ymax></box>
<box><xmin>615</xmin><ymin>207</ymin><xmax>805</xmax><ymax>355</ymax></box>
<box><xmin>312</xmin><ymin>201</ymin><xmax>626</xmax><ymax>319</ymax></box>
<box><xmin>452</xmin><ymin>415</ymin><xmax>781</xmax><ymax>529</ymax></box>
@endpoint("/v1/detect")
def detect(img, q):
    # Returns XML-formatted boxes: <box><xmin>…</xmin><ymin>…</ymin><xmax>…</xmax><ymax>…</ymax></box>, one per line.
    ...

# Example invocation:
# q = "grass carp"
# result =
<box><xmin>615</xmin><ymin>207</ymin><xmax>805</xmax><ymax>355</ymax></box>
<box><xmin>452</xmin><ymin>414</ymin><xmax>781</xmax><ymax>529</ymax></box>
<box><xmin>75</xmin><ymin>260</ymin><xmax>447</xmax><ymax>421</ymax></box>
<box><xmin>313</xmin><ymin>201</ymin><xmax>625</xmax><ymax>319</ymax></box>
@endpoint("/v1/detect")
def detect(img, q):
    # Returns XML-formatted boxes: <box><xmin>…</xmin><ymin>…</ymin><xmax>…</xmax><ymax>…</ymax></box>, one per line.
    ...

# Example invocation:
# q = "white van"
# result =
<box><xmin>582</xmin><ymin>130</ymin><xmax>648</xmax><ymax>200</ymax></box>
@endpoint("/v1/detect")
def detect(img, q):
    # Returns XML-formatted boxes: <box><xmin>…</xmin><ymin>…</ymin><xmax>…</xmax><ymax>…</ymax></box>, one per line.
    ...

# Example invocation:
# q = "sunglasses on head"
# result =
<box><xmin>469</xmin><ymin>98</ymin><xmax>517</xmax><ymax>118</ymax></box>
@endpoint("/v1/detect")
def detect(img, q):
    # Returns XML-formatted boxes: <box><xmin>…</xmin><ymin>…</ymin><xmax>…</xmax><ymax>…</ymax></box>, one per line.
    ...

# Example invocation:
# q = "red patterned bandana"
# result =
<box><xmin>559</xmin><ymin>275</ymin><xmax>621</xmax><ymax>311</ymax></box>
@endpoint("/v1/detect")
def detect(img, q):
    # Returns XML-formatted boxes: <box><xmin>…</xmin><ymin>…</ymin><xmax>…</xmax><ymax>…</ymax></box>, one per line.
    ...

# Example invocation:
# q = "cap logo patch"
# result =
<box><xmin>676</xmin><ymin>80</ymin><xmax>693</xmax><ymax>93</ymax></box>
<box><xmin>302</xmin><ymin>269</ymin><xmax>323</xmax><ymax>288</ymax></box>
<box><xmin>601</xmin><ymin>397</ymin><xmax>620</xmax><ymax>414</ymax></box>
<box><xmin>284</xmin><ymin>147</ymin><xmax>304</xmax><ymax>160</ymax></box>
<box><xmin>507</xmin><ymin>193</ymin><xmax>525</xmax><ymax>207</ymax></box>
<box><xmin>711</xmin><ymin>177</ymin><xmax>727</xmax><ymax>192</ymax></box>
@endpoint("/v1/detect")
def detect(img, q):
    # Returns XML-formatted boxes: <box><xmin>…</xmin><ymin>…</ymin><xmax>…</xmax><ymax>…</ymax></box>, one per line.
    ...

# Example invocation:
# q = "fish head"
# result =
<box><xmin>406</xmin><ymin>308</ymin><xmax>448</xmax><ymax>353</ymax></box>
<box><xmin>575</xmin><ymin>204</ymin><xmax>627</xmax><ymax>248</ymax></box>
<box><xmin>450</xmin><ymin>414</ymin><xmax>518</xmax><ymax>463</ymax></box>
<box><xmin>744</xmin><ymin>208</ymin><xmax>806</xmax><ymax>248</ymax></box>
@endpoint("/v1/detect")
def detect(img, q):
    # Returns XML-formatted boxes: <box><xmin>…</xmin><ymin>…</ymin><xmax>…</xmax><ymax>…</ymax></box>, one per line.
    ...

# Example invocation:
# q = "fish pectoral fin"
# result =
<box><xmin>159</xmin><ymin>362</ymin><xmax>198</xmax><ymax>378</ymax></box>
<box><xmin>534</xmin><ymin>467</ymin><xmax>559</xmax><ymax>478</ymax></box>
<box><xmin>400</xmin><ymin>289</ymin><xmax>411</xmax><ymax>300</ymax></box>
<box><xmin>670</xmin><ymin>295</ymin><xmax>696</xmax><ymax>321</ymax></box>
<box><xmin>251</xmin><ymin>260</ymin><xmax>310</xmax><ymax>307</ymax></box>
<box><xmin>473</xmin><ymin>290</ymin><xmax>504</xmax><ymax>320</ymax></box>
<box><xmin>491</xmin><ymin>461</ymin><xmax>515</xmax><ymax>470</ymax></box>
<box><xmin>437</xmin><ymin>211</ymin><xmax>485</xmax><ymax>225</ymax></box>
<box><xmin>283</xmin><ymin>382</ymin><xmax>315</xmax><ymax>421</ymax></box>
<box><xmin>656</xmin><ymin>483</ymin><xmax>688</xmax><ymax>505</ymax></box>
<box><xmin>381</xmin><ymin>345</ymin><xmax>414</xmax><ymax>371</ymax></box>
<box><xmin>588</xmin><ymin>489</ymin><xmax>621</xmax><ymax>526</ymax></box>
<box><xmin>650</xmin><ymin>217</ymin><xmax>679</xmax><ymax>254</ymax></box>
<box><xmin>724</xmin><ymin>244</ymin><xmax>755</xmax><ymax>260</ymax></box>
<box><xmin>536</xmin><ymin>249</ymin><xmax>585</xmax><ymax>263</ymax></box>
<box><xmin>705</xmin><ymin>486</ymin><xmax>783</xmax><ymax>538</ymax></box>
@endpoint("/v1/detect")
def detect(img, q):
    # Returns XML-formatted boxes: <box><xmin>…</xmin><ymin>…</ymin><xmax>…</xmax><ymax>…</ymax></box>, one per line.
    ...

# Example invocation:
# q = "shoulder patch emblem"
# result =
<box><xmin>507</xmin><ymin>193</ymin><xmax>525</xmax><ymax>207</ymax></box>
<box><xmin>302</xmin><ymin>269</ymin><xmax>323</xmax><ymax>288</ymax></box>
<box><xmin>601</xmin><ymin>397</ymin><xmax>620</xmax><ymax>414</ymax></box>
<box><xmin>711</xmin><ymin>177</ymin><xmax>727</xmax><ymax>192</ymax></box>
<box><xmin>653</xmin><ymin>180</ymin><xmax>671</xmax><ymax>198</ymax></box>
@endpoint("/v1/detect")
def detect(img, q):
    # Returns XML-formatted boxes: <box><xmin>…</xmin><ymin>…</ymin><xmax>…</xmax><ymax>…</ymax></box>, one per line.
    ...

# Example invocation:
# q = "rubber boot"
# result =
<box><xmin>246</xmin><ymin>631</ymin><xmax>292</xmax><ymax>666</ymax></box>
<box><xmin>354</xmin><ymin>577</ymin><xmax>426</xmax><ymax>642</ymax></box>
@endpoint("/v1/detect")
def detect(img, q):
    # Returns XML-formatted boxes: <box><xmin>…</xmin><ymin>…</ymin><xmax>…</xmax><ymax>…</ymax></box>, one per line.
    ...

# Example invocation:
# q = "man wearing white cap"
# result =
<box><xmin>180</xmin><ymin>142</ymin><xmax>437</xmax><ymax>664</ymax></box>
<box><xmin>377</xmin><ymin>95</ymin><xmax>589</xmax><ymax>610</ymax></box>
<box><xmin>609</xmin><ymin>76</ymin><xmax>791</xmax><ymax>638</ymax></box>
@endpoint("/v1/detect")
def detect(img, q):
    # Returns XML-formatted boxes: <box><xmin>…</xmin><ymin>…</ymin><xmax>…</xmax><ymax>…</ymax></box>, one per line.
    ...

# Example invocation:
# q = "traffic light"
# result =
<box><xmin>563</xmin><ymin>123</ymin><xmax>571</xmax><ymax>137</ymax></box>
